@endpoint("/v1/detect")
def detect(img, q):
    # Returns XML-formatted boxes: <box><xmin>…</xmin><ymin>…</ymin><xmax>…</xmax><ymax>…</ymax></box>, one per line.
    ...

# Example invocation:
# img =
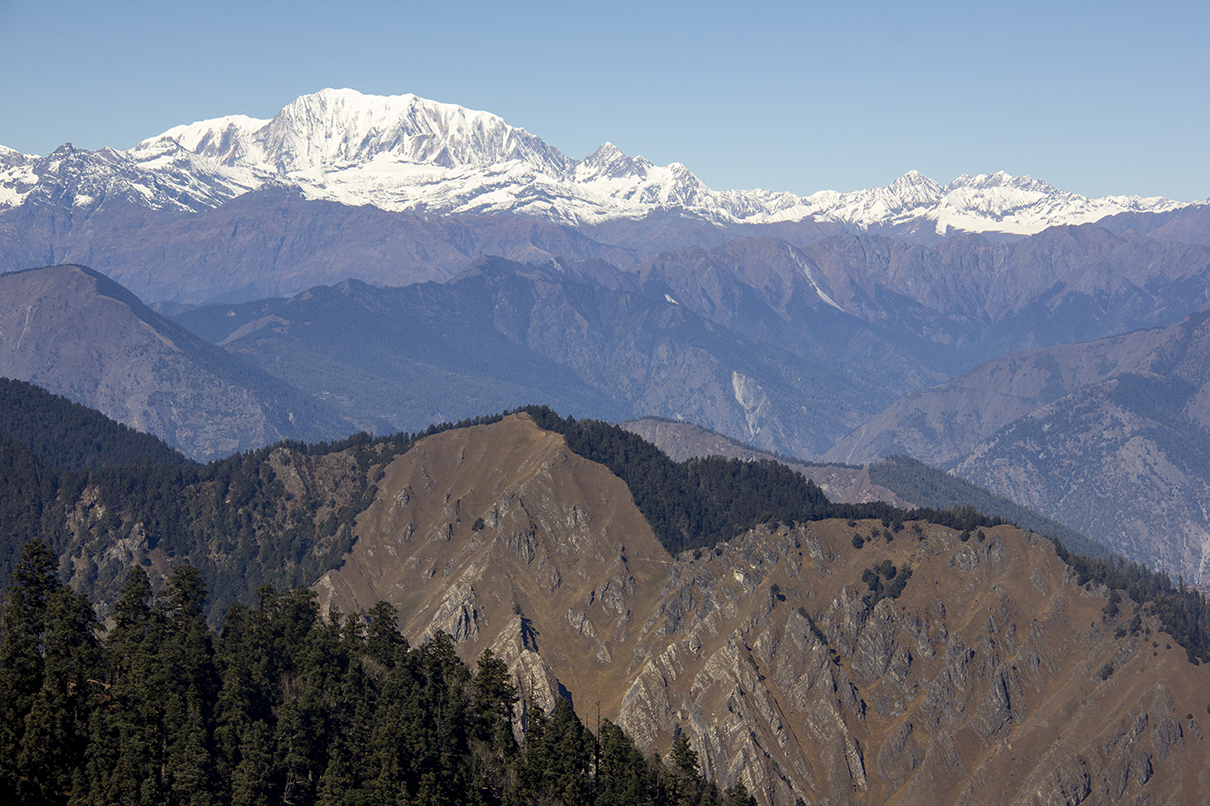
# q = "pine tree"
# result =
<box><xmin>82</xmin><ymin>566</ymin><xmax>167</xmax><ymax>806</ymax></box>
<box><xmin>230</xmin><ymin>720</ymin><xmax>274</xmax><ymax>806</ymax></box>
<box><xmin>472</xmin><ymin>649</ymin><xmax>517</xmax><ymax>749</ymax></box>
<box><xmin>0</xmin><ymin>538</ymin><xmax>63</xmax><ymax>799</ymax></box>
<box><xmin>469</xmin><ymin>649</ymin><xmax>517</xmax><ymax>806</ymax></box>
<box><xmin>514</xmin><ymin>697</ymin><xmax>591</xmax><ymax>806</ymax></box>
<box><xmin>595</xmin><ymin>719</ymin><xmax>650</xmax><ymax>806</ymax></box>
<box><xmin>157</xmin><ymin>567</ymin><xmax>219</xmax><ymax>806</ymax></box>
<box><xmin>721</xmin><ymin>781</ymin><xmax>756</xmax><ymax>806</ymax></box>
<box><xmin>17</xmin><ymin>588</ymin><xmax>100</xmax><ymax>805</ymax></box>
<box><xmin>365</xmin><ymin>601</ymin><xmax>405</xmax><ymax>668</ymax></box>
<box><xmin>670</xmin><ymin>732</ymin><xmax>698</xmax><ymax>777</ymax></box>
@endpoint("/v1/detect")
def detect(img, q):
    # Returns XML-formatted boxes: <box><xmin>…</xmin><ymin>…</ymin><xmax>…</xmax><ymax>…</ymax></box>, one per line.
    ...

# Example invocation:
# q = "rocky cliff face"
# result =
<box><xmin>314</xmin><ymin>413</ymin><xmax>1210</xmax><ymax>805</ymax></box>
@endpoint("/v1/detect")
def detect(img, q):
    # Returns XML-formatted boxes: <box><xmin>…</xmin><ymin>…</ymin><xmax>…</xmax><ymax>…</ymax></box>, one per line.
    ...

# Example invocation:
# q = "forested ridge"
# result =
<box><xmin>0</xmin><ymin>378</ymin><xmax>189</xmax><ymax>473</ymax></box>
<box><xmin>525</xmin><ymin>406</ymin><xmax>1008</xmax><ymax>554</ymax></box>
<box><xmin>0</xmin><ymin>398</ymin><xmax>1004</xmax><ymax>620</ymax></box>
<box><xmin>0</xmin><ymin>401</ymin><xmax>509</xmax><ymax>622</ymax></box>
<box><xmin>0</xmin><ymin>540</ymin><xmax>756</xmax><ymax>806</ymax></box>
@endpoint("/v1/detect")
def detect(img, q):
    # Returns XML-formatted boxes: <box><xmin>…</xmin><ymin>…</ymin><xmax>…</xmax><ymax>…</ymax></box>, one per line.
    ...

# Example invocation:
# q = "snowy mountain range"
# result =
<box><xmin>0</xmin><ymin>88</ymin><xmax>1197</xmax><ymax>236</ymax></box>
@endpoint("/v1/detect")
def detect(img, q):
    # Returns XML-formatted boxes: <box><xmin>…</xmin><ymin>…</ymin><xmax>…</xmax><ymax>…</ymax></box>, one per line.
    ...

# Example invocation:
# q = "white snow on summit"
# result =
<box><xmin>0</xmin><ymin>89</ymin><xmax>1193</xmax><ymax>234</ymax></box>
<box><xmin>795</xmin><ymin>169</ymin><xmax>1184</xmax><ymax>236</ymax></box>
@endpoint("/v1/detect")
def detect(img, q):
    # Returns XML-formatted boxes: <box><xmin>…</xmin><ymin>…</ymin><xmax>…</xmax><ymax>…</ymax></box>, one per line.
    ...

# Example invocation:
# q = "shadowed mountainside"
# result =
<box><xmin>0</xmin><ymin>265</ymin><xmax>349</xmax><ymax>460</ymax></box>
<box><xmin>171</xmin><ymin>257</ymin><xmax>881</xmax><ymax>458</ymax></box>
<box><xmin>825</xmin><ymin>303</ymin><xmax>1210</xmax><ymax>582</ymax></box>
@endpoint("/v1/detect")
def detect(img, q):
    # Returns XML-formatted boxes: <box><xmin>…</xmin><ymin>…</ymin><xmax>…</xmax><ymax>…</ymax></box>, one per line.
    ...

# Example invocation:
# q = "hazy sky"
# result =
<box><xmin>2</xmin><ymin>0</ymin><xmax>1206</xmax><ymax>201</ymax></box>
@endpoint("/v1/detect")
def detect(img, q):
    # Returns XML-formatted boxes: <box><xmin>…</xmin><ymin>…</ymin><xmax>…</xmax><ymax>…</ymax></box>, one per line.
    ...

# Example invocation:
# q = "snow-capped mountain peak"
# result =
<box><xmin>888</xmin><ymin>170</ymin><xmax>944</xmax><ymax>205</ymax></box>
<box><xmin>0</xmin><ymin>88</ymin><xmax>1195</xmax><ymax>234</ymax></box>
<box><xmin>150</xmin><ymin>115</ymin><xmax>268</xmax><ymax>168</ymax></box>
<box><xmin>148</xmin><ymin>88</ymin><xmax>574</xmax><ymax>179</ymax></box>
<box><xmin>944</xmin><ymin>171</ymin><xmax>1055</xmax><ymax>194</ymax></box>
<box><xmin>576</xmin><ymin>142</ymin><xmax>654</xmax><ymax>181</ymax></box>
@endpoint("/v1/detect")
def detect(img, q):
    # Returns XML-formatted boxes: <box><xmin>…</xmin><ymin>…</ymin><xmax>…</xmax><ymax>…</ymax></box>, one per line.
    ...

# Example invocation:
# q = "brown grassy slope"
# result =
<box><xmin>313</xmin><ymin>412</ymin><xmax>673</xmax><ymax>719</ymax></box>
<box><xmin>315</xmin><ymin>412</ymin><xmax>1210</xmax><ymax>806</ymax></box>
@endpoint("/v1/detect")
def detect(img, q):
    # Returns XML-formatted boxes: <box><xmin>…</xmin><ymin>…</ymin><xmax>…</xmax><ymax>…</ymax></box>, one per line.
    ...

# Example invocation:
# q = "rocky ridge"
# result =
<box><xmin>313</xmin><ymin>413</ymin><xmax>1210</xmax><ymax>805</ymax></box>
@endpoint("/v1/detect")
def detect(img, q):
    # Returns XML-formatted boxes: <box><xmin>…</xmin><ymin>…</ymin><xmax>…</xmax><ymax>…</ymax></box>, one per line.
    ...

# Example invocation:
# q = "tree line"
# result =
<box><xmin>5</xmin><ymin>394</ymin><xmax>1210</xmax><ymax>672</ymax></box>
<box><xmin>0</xmin><ymin>378</ymin><xmax>188</xmax><ymax>473</ymax></box>
<box><xmin>1052</xmin><ymin>542</ymin><xmax>1210</xmax><ymax>664</ymax></box>
<box><xmin>0</xmin><ymin>539</ymin><xmax>756</xmax><ymax>806</ymax></box>
<box><xmin>0</xmin><ymin>400</ymin><xmax>511</xmax><ymax>623</ymax></box>
<box><xmin>522</xmin><ymin>406</ymin><xmax>1007</xmax><ymax>554</ymax></box>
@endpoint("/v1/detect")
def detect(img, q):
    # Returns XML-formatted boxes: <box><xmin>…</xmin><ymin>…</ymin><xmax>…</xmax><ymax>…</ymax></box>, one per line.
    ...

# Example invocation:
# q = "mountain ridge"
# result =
<box><xmin>0</xmin><ymin>88</ymin><xmax>1194</xmax><ymax>239</ymax></box>
<box><xmin>0</xmin><ymin>264</ymin><xmax>350</xmax><ymax>459</ymax></box>
<box><xmin>824</xmin><ymin>303</ymin><xmax>1210</xmax><ymax>582</ymax></box>
<box><xmin>5</xmin><ymin>400</ymin><xmax>1210</xmax><ymax>805</ymax></box>
<box><xmin>315</xmin><ymin>413</ymin><xmax>1210</xmax><ymax>805</ymax></box>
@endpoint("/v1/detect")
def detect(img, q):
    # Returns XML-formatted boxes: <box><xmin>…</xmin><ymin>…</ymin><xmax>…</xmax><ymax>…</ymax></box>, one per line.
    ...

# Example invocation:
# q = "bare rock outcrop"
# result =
<box><xmin>313</xmin><ymin>413</ymin><xmax>1210</xmax><ymax>805</ymax></box>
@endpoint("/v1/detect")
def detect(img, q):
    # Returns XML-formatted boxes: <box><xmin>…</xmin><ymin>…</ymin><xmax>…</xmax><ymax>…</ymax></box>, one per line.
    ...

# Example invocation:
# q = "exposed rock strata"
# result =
<box><xmin>315</xmin><ymin>413</ymin><xmax>1210</xmax><ymax>805</ymax></box>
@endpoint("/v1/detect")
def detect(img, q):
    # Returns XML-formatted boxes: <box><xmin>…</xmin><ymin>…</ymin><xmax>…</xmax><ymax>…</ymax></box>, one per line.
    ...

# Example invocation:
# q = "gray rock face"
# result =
<box><xmin>503</xmin><ymin>516</ymin><xmax>1210</xmax><ymax>805</ymax></box>
<box><xmin>595</xmin><ymin>522</ymin><xmax>1210</xmax><ymax>805</ymax></box>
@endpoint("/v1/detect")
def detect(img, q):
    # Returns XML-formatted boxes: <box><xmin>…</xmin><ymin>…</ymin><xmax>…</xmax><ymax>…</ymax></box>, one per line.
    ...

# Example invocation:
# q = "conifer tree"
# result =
<box><xmin>596</xmin><ymin>719</ymin><xmax>650</xmax><ymax>806</ymax></box>
<box><xmin>17</xmin><ymin>587</ymin><xmax>100</xmax><ymax>805</ymax></box>
<box><xmin>670</xmin><ymin>732</ymin><xmax>698</xmax><ymax>777</ymax></box>
<box><xmin>0</xmin><ymin>538</ymin><xmax>63</xmax><ymax>799</ymax></box>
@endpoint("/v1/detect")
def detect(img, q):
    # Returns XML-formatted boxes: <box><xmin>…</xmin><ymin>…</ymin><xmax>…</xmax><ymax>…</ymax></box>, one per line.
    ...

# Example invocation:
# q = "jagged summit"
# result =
<box><xmin>151</xmin><ymin>88</ymin><xmax>574</xmax><ymax>177</ymax></box>
<box><xmin>0</xmin><ymin>88</ymin><xmax>1193</xmax><ymax>233</ymax></box>
<box><xmin>888</xmin><ymin>169</ymin><xmax>944</xmax><ymax>203</ymax></box>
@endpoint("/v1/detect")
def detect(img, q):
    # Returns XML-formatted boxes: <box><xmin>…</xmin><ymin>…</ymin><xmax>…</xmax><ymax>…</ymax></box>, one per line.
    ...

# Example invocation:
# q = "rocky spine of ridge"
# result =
<box><xmin>313</xmin><ymin>413</ymin><xmax>1210</xmax><ymax>806</ymax></box>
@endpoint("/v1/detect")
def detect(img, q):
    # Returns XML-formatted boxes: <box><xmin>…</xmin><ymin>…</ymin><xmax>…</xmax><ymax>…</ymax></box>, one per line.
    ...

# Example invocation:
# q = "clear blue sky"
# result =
<box><xmin>2</xmin><ymin>0</ymin><xmax>1207</xmax><ymax>201</ymax></box>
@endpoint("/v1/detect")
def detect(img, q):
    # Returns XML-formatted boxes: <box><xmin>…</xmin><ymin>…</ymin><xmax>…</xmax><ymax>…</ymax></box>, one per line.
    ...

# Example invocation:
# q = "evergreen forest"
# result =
<box><xmin>0</xmin><ymin>539</ymin><xmax>757</xmax><ymax>806</ymax></box>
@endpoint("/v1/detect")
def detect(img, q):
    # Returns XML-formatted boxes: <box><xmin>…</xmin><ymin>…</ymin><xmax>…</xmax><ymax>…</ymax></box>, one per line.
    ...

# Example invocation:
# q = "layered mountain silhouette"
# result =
<box><xmin>827</xmin><ymin>303</ymin><xmax>1210</xmax><ymax>580</ymax></box>
<box><xmin>9</xmin><ymin>225</ymin><xmax>1210</xmax><ymax>579</ymax></box>
<box><xmin>6</xmin><ymin>86</ymin><xmax>1210</xmax><ymax>806</ymax></box>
